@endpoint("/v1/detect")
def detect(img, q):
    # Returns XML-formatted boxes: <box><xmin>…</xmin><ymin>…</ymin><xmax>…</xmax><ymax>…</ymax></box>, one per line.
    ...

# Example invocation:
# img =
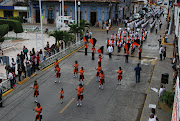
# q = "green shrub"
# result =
<box><xmin>0</xmin><ymin>24</ymin><xmax>9</xmax><ymax>42</ymax></box>
<box><xmin>160</xmin><ymin>91</ymin><xmax>174</xmax><ymax>108</ymax></box>
<box><xmin>0</xmin><ymin>19</ymin><xmax>23</xmax><ymax>33</ymax></box>
<box><xmin>9</xmin><ymin>16</ymin><xmax>23</xmax><ymax>23</ymax></box>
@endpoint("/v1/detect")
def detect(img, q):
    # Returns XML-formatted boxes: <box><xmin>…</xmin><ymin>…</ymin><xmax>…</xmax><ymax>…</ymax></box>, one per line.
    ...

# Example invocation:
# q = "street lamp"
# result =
<box><xmin>75</xmin><ymin>0</ymin><xmax>77</xmax><ymax>24</ymax></box>
<box><xmin>62</xmin><ymin>0</ymin><xmax>64</xmax><ymax>31</ymax></box>
<box><xmin>39</xmin><ymin>0</ymin><xmax>44</xmax><ymax>56</ymax></box>
<box><xmin>78</xmin><ymin>1</ymin><xmax>80</xmax><ymax>43</ymax></box>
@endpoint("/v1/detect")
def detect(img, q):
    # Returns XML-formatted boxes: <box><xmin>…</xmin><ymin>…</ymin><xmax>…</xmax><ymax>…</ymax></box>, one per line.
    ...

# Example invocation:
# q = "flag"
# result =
<box><xmin>98</xmin><ymin>46</ymin><xmax>104</xmax><ymax>54</ymax></box>
<box><xmin>83</xmin><ymin>37</ymin><xmax>87</xmax><ymax>42</ymax></box>
<box><xmin>133</xmin><ymin>42</ymin><xmax>140</xmax><ymax>46</ymax></box>
<box><xmin>90</xmin><ymin>38</ymin><xmax>97</xmax><ymax>46</ymax></box>
<box><xmin>124</xmin><ymin>43</ymin><xmax>128</xmax><ymax>50</ymax></box>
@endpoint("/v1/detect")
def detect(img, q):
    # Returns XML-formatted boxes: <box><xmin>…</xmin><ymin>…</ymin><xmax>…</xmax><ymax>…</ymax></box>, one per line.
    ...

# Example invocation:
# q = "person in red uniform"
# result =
<box><xmin>55</xmin><ymin>65</ymin><xmax>61</xmax><ymax>83</ymax></box>
<box><xmin>95</xmin><ymin>66</ymin><xmax>101</xmax><ymax>82</ymax></box>
<box><xmin>76</xmin><ymin>84</ymin><xmax>84</xmax><ymax>107</ymax></box>
<box><xmin>138</xmin><ymin>45</ymin><xmax>142</xmax><ymax>59</ymax></box>
<box><xmin>74</xmin><ymin>61</ymin><xmax>79</xmax><ymax>78</ymax></box>
<box><xmin>106</xmin><ymin>38</ymin><xmax>110</xmax><ymax>49</ymax></box>
<box><xmin>32</xmin><ymin>80</ymin><xmax>39</xmax><ymax>103</ymax></box>
<box><xmin>125</xmin><ymin>50</ymin><xmax>129</xmax><ymax>63</ymax></box>
<box><xmin>85</xmin><ymin>42</ymin><xmax>88</xmax><ymax>55</ymax></box>
<box><xmin>33</xmin><ymin>103</ymin><xmax>42</xmax><ymax>121</ymax></box>
<box><xmin>79</xmin><ymin>67</ymin><xmax>84</xmax><ymax>85</ymax></box>
<box><xmin>99</xmin><ymin>70</ymin><xmax>105</xmax><ymax>90</ymax></box>
<box><xmin>92</xmin><ymin>46</ymin><xmax>95</xmax><ymax>60</ymax></box>
<box><xmin>98</xmin><ymin>54</ymin><xmax>103</xmax><ymax>67</ymax></box>
<box><xmin>117</xmin><ymin>67</ymin><xmax>123</xmax><ymax>85</ymax></box>
<box><xmin>59</xmin><ymin>88</ymin><xmax>64</xmax><ymax>104</ymax></box>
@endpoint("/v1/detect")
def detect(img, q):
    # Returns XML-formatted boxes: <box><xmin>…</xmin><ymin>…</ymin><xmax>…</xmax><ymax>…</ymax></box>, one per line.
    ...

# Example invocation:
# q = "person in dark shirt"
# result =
<box><xmin>134</xmin><ymin>63</ymin><xmax>142</xmax><ymax>83</ymax></box>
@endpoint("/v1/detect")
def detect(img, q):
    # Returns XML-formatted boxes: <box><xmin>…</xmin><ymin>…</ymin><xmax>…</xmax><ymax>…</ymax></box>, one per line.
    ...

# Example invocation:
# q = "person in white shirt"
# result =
<box><xmin>159</xmin><ymin>45</ymin><xmax>164</xmax><ymax>61</ymax></box>
<box><xmin>8</xmin><ymin>70</ymin><xmax>14</xmax><ymax>88</ymax></box>
<box><xmin>107</xmin><ymin>45</ymin><xmax>113</xmax><ymax>59</ymax></box>
<box><xmin>11</xmin><ymin>58</ymin><xmax>16</xmax><ymax>73</ymax></box>
<box><xmin>89</xmin><ymin>30</ymin><xmax>92</xmax><ymax>39</ymax></box>
<box><xmin>159</xmin><ymin>84</ymin><xmax>165</xmax><ymax>97</ymax></box>
<box><xmin>106</xmin><ymin>26</ymin><xmax>109</xmax><ymax>34</ymax></box>
<box><xmin>155</xmin><ymin>24</ymin><xmax>158</xmax><ymax>34</ymax></box>
<box><xmin>148</xmin><ymin>113</ymin><xmax>156</xmax><ymax>121</ymax></box>
<box><xmin>0</xmin><ymin>49</ymin><xmax>3</xmax><ymax>65</ymax></box>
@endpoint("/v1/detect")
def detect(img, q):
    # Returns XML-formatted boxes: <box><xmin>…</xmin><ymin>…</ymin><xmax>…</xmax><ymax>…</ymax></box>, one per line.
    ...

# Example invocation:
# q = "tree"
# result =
<box><xmin>49</xmin><ymin>30</ymin><xmax>73</xmax><ymax>47</ymax></box>
<box><xmin>0</xmin><ymin>24</ymin><xmax>9</xmax><ymax>42</ymax></box>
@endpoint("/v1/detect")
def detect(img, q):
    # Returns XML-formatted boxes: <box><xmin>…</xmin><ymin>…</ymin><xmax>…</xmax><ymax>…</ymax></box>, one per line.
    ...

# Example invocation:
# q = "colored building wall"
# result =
<box><xmin>0</xmin><ymin>10</ymin><xmax>4</xmax><ymax>17</ymax></box>
<box><xmin>14</xmin><ymin>10</ymin><xmax>18</xmax><ymax>17</ymax></box>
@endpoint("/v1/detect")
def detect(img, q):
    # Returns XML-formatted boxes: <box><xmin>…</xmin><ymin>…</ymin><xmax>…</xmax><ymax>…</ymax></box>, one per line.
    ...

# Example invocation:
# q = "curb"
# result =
<box><xmin>17</xmin><ymin>73</ymin><xmax>37</xmax><ymax>85</ymax></box>
<box><xmin>2</xmin><ymin>89</ymin><xmax>14</xmax><ymax>97</ymax></box>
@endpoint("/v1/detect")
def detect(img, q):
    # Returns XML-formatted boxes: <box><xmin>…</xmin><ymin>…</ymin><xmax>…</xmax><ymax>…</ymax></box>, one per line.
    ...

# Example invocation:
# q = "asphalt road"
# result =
<box><xmin>0</xmin><ymin>13</ymin><xmax>167</xmax><ymax>121</ymax></box>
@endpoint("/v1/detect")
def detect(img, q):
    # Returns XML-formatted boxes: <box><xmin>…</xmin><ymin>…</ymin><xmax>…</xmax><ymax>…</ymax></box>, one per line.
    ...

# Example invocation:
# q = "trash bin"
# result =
<box><xmin>161</xmin><ymin>73</ymin><xmax>169</xmax><ymax>84</ymax></box>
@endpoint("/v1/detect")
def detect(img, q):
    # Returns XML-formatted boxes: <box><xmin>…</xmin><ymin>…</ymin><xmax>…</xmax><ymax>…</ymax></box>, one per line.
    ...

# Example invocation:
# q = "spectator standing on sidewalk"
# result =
<box><xmin>26</xmin><ymin>60</ymin><xmax>31</xmax><ymax>77</ymax></box>
<box><xmin>151</xmin><ymin>108</ymin><xmax>159</xmax><ymax>121</ymax></box>
<box><xmin>20</xmin><ymin>51</ymin><xmax>24</xmax><ymax>63</ymax></box>
<box><xmin>23</xmin><ymin>46</ymin><xmax>28</xmax><ymax>58</ymax></box>
<box><xmin>106</xmin><ymin>26</ymin><xmax>109</xmax><ymax>34</ymax></box>
<box><xmin>163</xmin><ymin>46</ymin><xmax>166</xmax><ymax>60</ymax></box>
<box><xmin>158</xmin><ymin>35</ymin><xmax>162</xmax><ymax>49</ymax></box>
<box><xmin>134</xmin><ymin>63</ymin><xmax>142</xmax><ymax>83</ymax></box>
<box><xmin>155</xmin><ymin>24</ymin><xmax>158</xmax><ymax>34</ymax></box>
<box><xmin>36</xmin><ymin>54</ymin><xmax>40</xmax><ymax>70</ymax></box>
<box><xmin>21</xmin><ymin>63</ymin><xmax>26</xmax><ymax>79</ymax></box>
<box><xmin>11</xmin><ymin>58</ymin><xmax>16</xmax><ymax>73</ymax></box>
<box><xmin>0</xmin><ymin>49</ymin><xmax>3</xmax><ymax>65</ymax></box>
<box><xmin>148</xmin><ymin>113</ymin><xmax>156</xmax><ymax>121</ymax></box>
<box><xmin>17</xmin><ymin>64</ymin><xmax>22</xmax><ymax>81</ymax></box>
<box><xmin>8</xmin><ymin>70</ymin><xmax>14</xmax><ymax>88</ymax></box>
<box><xmin>159</xmin><ymin>45</ymin><xmax>164</xmax><ymax>61</ymax></box>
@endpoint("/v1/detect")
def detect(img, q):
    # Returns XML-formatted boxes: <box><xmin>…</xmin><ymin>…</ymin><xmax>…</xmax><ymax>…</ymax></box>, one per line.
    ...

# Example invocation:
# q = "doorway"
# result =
<box><xmin>90</xmin><ymin>12</ymin><xmax>96</xmax><ymax>26</ymax></box>
<box><xmin>48</xmin><ymin>10</ymin><xmax>54</xmax><ymax>24</ymax></box>
<box><xmin>35</xmin><ymin>10</ymin><xmax>40</xmax><ymax>23</ymax></box>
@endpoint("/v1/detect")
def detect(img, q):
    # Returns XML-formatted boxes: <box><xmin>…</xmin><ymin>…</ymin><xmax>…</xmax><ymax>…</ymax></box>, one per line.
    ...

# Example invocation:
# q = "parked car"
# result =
<box><xmin>157</xmin><ymin>0</ymin><xmax>162</xmax><ymax>5</ymax></box>
<box><xmin>134</xmin><ymin>13</ymin><xmax>141</xmax><ymax>19</ymax></box>
<box><xmin>164</xmin><ymin>2</ymin><xmax>168</xmax><ymax>5</ymax></box>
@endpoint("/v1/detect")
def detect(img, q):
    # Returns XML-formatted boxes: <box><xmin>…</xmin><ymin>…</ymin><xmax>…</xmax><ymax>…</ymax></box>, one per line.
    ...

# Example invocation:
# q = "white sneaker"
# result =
<box><xmin>55</xmin><ymin>81</ymin><xmax>57</xmax><ymax>83</ymax></box>
<box><xmin>59</xmin><ymin>81</ymin><xmax>61</xmax><ymax>83</ymax></box>
<box><xmin>74</xmin><ymin>75</ymin><xmax>75</xmax><ymax>78</ymax></box>
<box><xmin>99</xmin><ymin>86</ymin><xmax>101</xmax><ymax>89</ymax></box>
<box><xmin>77</xmin><ymin>103</ymin><xmax>79</xmax><ymax>107</ymax></box>
<box><xmin>80</xmin><ymin>103</ymin><xmax>82</xmax><ymax>106</ymax></box>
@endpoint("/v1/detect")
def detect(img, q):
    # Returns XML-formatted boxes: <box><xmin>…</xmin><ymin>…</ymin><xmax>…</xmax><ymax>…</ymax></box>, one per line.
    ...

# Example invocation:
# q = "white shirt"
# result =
<box><xmin>11</xmin><ymin>61</ymin><xmax>16</xmax><ymax>68</ymax></box>
<box><xmin>107</xmin><ymin>46</ymin><xmax>113</xmax><ymax>53</ymax></box>
<box><xmin>8</xmin><ymin>72</ymin><xmax>13</xmax><ymax>80</ymax></box>
<box><xmin>159</xmin><ymin>88</ymin><xmax>165</xmax><ymax>97</ymax></box>
<box><xmin>106</xmin><ymin>26</ymin><xmax>109</xmax><ymax>30</ymax></box>
<box><xmin>159</xmin><ymin>47</ymin><xmax>164</xmax><ymax>54</ymax></box>
<box><xmin>148</xmin><ymin>118</ymin><xmax>156</xmax><ymax>121</ymax></box>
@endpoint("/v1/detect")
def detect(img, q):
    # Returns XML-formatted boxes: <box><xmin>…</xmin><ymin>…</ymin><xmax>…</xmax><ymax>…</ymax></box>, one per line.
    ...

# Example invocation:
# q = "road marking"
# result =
<box><xmin>2</xmin><ymin>89</ymin><xmax>14</xmax><ymax>97</ymax></box>
<box><xmin>85</xmin><ymin>76</ymin><xmax>95</xmax><ymax>86</ymax></box>
<box><xmin>42</xmin><ymin>45</ymin><xmax>84</xmax><ymax>72</ymax></box>
<box><xmin>59</xmin><ymin>98</ymin><xmax>75</xmax><ymax>114</ymax></box>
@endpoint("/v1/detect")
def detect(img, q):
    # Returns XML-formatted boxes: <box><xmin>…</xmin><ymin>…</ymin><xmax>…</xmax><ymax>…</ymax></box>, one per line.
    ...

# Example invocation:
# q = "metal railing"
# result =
<box><xmin>1</xmin><ymin>79</ymin><xmax>10</xmax><ymax>93</ymax></box>
<box><xmin>39</xmin><ymin>40</ymin><xmax>84</xmax><ymax>70</ymax></box>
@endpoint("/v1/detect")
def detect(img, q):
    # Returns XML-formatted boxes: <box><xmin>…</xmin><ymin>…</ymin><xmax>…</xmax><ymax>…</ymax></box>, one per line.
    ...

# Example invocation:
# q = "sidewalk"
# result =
<box><xmin>140</xmin><ymin>31</ymin><xmax>174</xmax><ymax>121</ymax></box>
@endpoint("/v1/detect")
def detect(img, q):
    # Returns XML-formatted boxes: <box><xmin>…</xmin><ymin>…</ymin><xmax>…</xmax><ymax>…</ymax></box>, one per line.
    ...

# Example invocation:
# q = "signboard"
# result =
<box><xmin>33</xmin><ymin>4</ymin><xmax>39</xmax><ymax>8</ymax></box>
<box><xmin>14</xmin><ymin>6</ymin><xmax>28</xmax><ymax>11</ymax></box>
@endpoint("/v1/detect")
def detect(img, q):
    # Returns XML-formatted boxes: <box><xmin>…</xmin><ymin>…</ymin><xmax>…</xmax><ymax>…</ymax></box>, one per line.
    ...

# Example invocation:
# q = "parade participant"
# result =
<box><xmin>76</xmin><ymin>84</ymin><xmax>84</xmax><ymax>106</ymax></box>
<box><xmin>92</xmin><ymin>46</ymin><xmax>95</xmax><ymax>60</ymax></box>
<box><xmin>95</xmin><ymin>66</ymin><xmax>101</xmax><ymax>81</ymax></box>
<box><xmin>74</xmin><ymin>61</ymin><xmax>78</xmax><ymax>77</ymax></box>
<box><xmin>32</xmin><ymin>80</ymin><xmax>39</xmax><ymax>103</ymax></box>
<box><xmin>59</xmin><ymin>88</ymin><xmax>64</xmax><ymax>104</ymax></box>
<box><xmin>138</xmin><ymin>45</ymin><xmax>142</xmax><ymax>59</ymax></box>
<box><xmin>117</xmin><ymin>67</ymin><xmax>123</xmax><ymax>85</ymax></box>
<box><xmin>125</xmin><ymin>50</ymin><xmax>129</xmax><ymax>63</ymax></box>
<box><xmin>131</xmin><ymin>43</ymin><xmax>135</xmax><ymax>54</ymax></box>
<box><xmin>106</xmin><ymin>38</ymin><xmax>110</xmax><ymax>49</ymax></box>
<box><xmin>117</xmin><ymin>39</ymin><xmax>121</xmax><ymax>53</ymax></box>
<box><xmin>131</xmin><ymin>35</ymin><xmax>135</xmax><ymax>42</ymax></box>
<box><xmin>115</xmin><ymin>34</ymin><xmax>118</xmax><ymax>46</ymax></box>
<box><xmin>141</xmin><ymin>35</ymin><xmax>144</xmax><ymax>46</ymax></box>
<box><xmin>98</xmin><ymin>54</ymin><xmax>103</xmax><ymax>67</ymax></box>
<box><xmin>79</xmin><ymin>67</ymin><xmax>84</xmax><ymax>85</ymax></box>
<box><xmin>158</xmin><ymin>35</ymin><xmax>162</xmax><ymax>48</ymax></box>
<box><xmin>106</xmin><ymin>26</ymin><xmax>109</xmax><ymax>34</ymax></box>
<box><xmin>54</xmin><ymin>59</ymin><xmax>59</xmax><ymax>67</ymax></box>
<box><xmin>84</xmin><ymin>42</ymin><xmax>88</xmax><ymax>55</ymax></box>
<box><xmin>111</xmin><ymin>39</ymin><xmax>115</xmax><ymax>50</ymax></box>
<box><xmin>127</xmin><ymin>38</ymin><xmax>131</xmax><ymax>51</ymax></box>
<box><xmin>155</xmin><ymin>24</ymin><xmax>158</xmax><ymax>34</ymax></box>
<box><xmin>55</xmin><ymin>65</ymin><xmax>61</xmax><ymax>83</ymax></box>
<box><xmin>33</xmin><ymin>103</ymin><xmax>42</xmax><ymax>121</ymax></box>
<box><xmin>111</xmin><ymin>34</ymin><xmax>114</xmax><ymax>40</ymax></box>
<box><xmin>99</xmin><ymin>70</ymin><xmax>105</xmax><ymax>90</ymax></box>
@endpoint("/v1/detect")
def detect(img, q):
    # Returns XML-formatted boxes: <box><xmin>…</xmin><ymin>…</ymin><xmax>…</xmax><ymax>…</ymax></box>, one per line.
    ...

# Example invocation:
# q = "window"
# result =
<box><xmin>4</xmin><ymin>11</ymin><xmax>13</xmax><ymax>17</ymax></box>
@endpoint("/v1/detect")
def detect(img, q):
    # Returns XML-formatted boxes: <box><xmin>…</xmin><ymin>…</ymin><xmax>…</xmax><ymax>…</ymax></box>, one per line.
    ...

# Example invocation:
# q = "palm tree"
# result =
<box><xmin>49</xmin><ymin>30</ymin><xmax>73</xmax><ymax>47</ymax></box>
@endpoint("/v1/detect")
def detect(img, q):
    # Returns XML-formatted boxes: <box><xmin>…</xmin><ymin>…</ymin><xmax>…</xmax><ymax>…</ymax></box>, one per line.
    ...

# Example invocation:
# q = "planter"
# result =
<box><xmin>158</xmin><ymin>101</ymin><xmax>172</xmax><ymax>114</ymax></box>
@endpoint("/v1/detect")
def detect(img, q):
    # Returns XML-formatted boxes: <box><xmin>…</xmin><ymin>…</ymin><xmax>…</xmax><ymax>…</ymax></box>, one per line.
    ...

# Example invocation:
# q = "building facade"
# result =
<box><xmin>29</xmin><ymin>0</ymin><xmax>131</xmax><ymax>25</ymax></box>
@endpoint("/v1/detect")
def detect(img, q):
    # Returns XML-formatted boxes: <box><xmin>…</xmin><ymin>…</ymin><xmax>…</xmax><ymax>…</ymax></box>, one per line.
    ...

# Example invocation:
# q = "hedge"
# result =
<box><xmin>0</xmin><ymin>19</ymin><xmax>23</xmax><ymax>33</ymax></box>
<box><xmin>9</xmin><ymin>16</ymin><xmax>23</xmax><ymax>23</ymax></box>
<box><xmin>0</xmin><ymin>24</ymin><xmax>9</xmax><ymax>42</ymax></box>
